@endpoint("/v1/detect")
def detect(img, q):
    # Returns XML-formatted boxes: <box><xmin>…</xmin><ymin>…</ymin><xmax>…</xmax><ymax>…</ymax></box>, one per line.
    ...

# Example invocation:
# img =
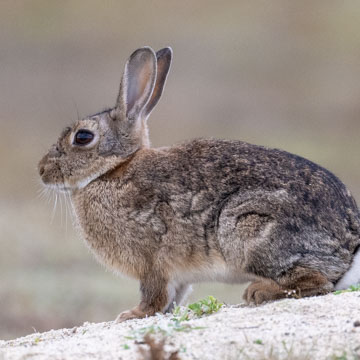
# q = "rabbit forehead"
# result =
<box><xmin>74</xmin><ymin>118</ymin><xmax>100</xmax><ymax>132</ymax></box>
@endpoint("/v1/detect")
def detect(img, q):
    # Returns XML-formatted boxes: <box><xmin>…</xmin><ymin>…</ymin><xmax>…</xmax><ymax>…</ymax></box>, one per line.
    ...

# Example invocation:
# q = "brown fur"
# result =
<box><xmin>39</xmin><ymin>47</ymin><xmax>360</xmax><ymax>322</ymax></box>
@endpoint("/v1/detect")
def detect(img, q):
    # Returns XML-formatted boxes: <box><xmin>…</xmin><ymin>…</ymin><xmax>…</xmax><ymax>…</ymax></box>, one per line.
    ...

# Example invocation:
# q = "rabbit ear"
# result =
<box><xmin>142</xmin><ymin>47</ymin><xmax>173</xmax><ymax>118</ymax></box>
<box><xmin>116</xmin><ymin>47</ymin><xmax>157</xmax><ymax>120</ymax></box>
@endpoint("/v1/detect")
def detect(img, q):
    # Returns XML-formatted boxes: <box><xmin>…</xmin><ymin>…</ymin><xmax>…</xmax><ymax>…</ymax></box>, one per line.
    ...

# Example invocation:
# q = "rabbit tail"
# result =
<box><xmin>335</xmin><ymin>245</ymin><xmax>360</xmax><ymax>290</ymax></box>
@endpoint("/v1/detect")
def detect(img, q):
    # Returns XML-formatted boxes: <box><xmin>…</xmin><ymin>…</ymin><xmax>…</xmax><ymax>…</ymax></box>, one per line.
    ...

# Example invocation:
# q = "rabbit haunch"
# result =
<box><xmin>39</xmin><ymin>46</ymin><xmax>360</xmax><ymax>322</ymax></box>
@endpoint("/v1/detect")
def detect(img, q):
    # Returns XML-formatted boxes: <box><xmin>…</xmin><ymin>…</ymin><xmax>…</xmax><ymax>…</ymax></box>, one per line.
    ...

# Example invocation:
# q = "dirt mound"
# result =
<box><xmin>1</xmin><ymin>292</ymin><xmax>359</xmax><ymax>360</ymax></box>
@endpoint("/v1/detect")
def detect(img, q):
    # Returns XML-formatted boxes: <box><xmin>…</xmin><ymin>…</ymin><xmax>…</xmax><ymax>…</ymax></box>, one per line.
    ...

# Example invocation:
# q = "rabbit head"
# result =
<box><xmin>38</xmin><ymin>47</ymin><xmax>172</xmax><ymax>191</ymax></box>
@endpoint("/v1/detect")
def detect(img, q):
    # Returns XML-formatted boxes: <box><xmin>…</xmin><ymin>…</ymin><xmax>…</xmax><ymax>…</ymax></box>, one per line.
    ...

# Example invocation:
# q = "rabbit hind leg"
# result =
<box><xmin>243</xmin><ymin>266</ymin><xmax>333</xmax><ymax>305</ymax></box>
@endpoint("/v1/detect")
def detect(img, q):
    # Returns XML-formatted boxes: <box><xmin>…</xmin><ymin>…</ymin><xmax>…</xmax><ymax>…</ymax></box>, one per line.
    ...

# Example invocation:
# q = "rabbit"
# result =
<box><xmin>38</xmin><ymin>46</ymin><xmax>360</xmax><ymax>322</ymax></box>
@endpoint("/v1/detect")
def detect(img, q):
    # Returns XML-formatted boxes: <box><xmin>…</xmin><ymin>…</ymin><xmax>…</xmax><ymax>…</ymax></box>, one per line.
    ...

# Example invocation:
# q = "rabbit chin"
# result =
<box><xmin>64</xmin><ymin>172</ymin><xmax>103</xmax><ymax>191</ymax></box>
<box><xmin>42</xmin><ymin>172</ymin><xmax>102</xmax><ymax>192</ymax></box>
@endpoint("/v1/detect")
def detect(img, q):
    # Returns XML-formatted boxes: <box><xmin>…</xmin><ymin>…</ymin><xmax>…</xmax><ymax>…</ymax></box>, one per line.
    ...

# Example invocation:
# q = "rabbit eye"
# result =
<box><xmin>74</xmin><ymin>130</ymin><xmax>94</xmax><ymax>146</ymax></box>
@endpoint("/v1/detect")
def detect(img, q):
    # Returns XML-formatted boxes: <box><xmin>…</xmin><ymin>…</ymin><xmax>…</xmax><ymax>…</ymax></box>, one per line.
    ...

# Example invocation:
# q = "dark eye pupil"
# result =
<box><xmin>75</xmin><ymin>130</ymin><xmax>94</xmax><ymax>145</ymax></box>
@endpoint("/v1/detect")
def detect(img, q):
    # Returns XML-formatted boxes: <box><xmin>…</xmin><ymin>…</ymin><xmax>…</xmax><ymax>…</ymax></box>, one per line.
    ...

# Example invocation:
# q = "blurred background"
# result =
<box><xmin>1</xmin><ymin>0</ymin><xmax>360</xmax><ymax>340</ymax></box>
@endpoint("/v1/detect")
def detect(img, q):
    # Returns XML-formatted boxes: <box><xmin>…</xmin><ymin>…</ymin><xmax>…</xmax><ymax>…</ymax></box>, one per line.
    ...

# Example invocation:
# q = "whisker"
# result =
<box><xmin>51</xmin><ymin>191</ymin><xmax>58</xmax><ymax>224</ymax></box>
<box><xmin>66</xmin><ymin>191</ymin><xmax>76</xmax><ymax>227</ymax></box>
<box><xmin>37</xmin><ymin>187</ymin><xmax>47</xmax><ymax>200</ymax></box>
<box><xmin>64</xmin><ymin>193</ymin><xmax>68</xmax><ymax>233</ymax></box>
<box><xmin>46</xmin><ymin>188</ymin><xmax>52</xmax><ymax>204</ymax></box>
<box><xmin>37</xmin><ymin>181</ymin><xmax>76</xmax><ymax>231</ymax></box>
<box><xmin>73</xmin><ymin>99</ymin><xmax>81</xmax><ymax>121</ymax></box>
<box><xmin>59</xmin><ymin>189</ymin><xmax>63</xmax><ymax>226</ymax></box>
<box><xmin>61</xmin><ymin>191</ymin><xmax>70</xmax><ymax>233</ymax></box>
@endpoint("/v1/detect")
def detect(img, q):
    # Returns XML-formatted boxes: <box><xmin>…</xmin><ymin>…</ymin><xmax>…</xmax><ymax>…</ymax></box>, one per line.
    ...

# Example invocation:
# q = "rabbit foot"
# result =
<box><xmin>244</xmin><ymin>267</ymin><xmax>333</xmax><ymax>305</ymax></box>
<box><xmin>115</xmin><ymin>306</ymin><xmax>150</xmax><ymax>323</ymax></box>
<box><xmin>115</xmin><ymin>310</ymin><xmax>139</xmax><ymax>323</ymax></box>
<box><xmin>243</xmin><ymin>280</ymin><xmax>285</xmax><ymax>305</ymax></box>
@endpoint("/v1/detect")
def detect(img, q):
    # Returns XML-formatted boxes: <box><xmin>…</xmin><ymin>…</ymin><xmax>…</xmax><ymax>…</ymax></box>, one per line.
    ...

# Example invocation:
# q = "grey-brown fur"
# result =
<box><xmin>39</xmin><ymin>46</ymin><xmax>360</xmax><ymax>322</ymax></box>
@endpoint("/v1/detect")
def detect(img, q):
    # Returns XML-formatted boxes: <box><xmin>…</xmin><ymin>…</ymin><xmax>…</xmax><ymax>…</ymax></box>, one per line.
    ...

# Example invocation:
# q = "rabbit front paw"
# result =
<box><xmin>115</xmin><ymin>306</ymin><xmax>148</xmax><ymax>323</ymax></box>
<box><xmin>115</xmin><ymin>310</ymin><xmax>138</xmax><ymax>323</ymax></box>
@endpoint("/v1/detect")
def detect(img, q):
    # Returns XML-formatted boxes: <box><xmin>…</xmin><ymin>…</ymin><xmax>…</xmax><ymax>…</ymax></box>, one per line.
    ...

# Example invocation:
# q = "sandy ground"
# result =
<box><xmin>1</xmin><ymin>292</ymin><xmax>360</xmax><ymax>360</ymax></box>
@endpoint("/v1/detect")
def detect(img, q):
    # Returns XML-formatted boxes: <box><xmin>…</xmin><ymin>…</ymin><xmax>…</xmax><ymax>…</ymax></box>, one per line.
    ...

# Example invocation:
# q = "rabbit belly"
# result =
<box><xmin>170</xmin><ymin>257</ymin><xmax>255</xmax><ymax>285</ymax></box>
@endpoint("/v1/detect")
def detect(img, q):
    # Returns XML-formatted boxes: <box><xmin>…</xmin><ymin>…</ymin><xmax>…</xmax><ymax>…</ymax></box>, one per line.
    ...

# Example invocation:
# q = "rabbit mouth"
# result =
<box><xmin>38</xmin><ymin>161</ymin><xmax>73</xmax><ymax>192</ymax></box>
<box><xmin>39</xmin><ymin>162</ymin><xmax>67</xmax><ymax>190</ymax></box>
<box><xmin>42</xmin><ymin>182</ymin><xmax>72</xmax><ymax>193</ymax></box>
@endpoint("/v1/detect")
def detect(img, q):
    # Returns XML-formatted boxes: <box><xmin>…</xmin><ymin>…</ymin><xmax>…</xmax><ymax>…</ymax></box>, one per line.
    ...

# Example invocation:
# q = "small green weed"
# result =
<box><xmin>333</xmin><ymin>284</ymin><xmax>360</xmax><ymax>295</ymax></box>
<box><xmin>172</xmin><ymin>305</ymin><xmax>191</xmax><ymax>322</ymax></box>
<box><xmin>331</xmin><ymin>352</ymin><xmax>348</xmax><ymax>360</ymax></box>
<box><xmin>33</xmin><ymin>337</ymin><xmax>41</xmax><ymax>345</ymax></box>
<box><xmin>123</xmin><ymin>296</ymin><xmax>221</xmax><ymax>346</ymax></box>
<box><xmin>172</xmin><ymin>295</ymin><xmax>223</xmax><ymax>321</ymax></box>
<box><xmin>126</xmin><ymin>320</ymin><xmax>205</xmax><ymax>342</ymax></box>
<box><xmin>122</xmin><ymin>295</ymin><xmax>221</xmax><ymax>355</ymax></box>
<box><xmin>188</xmin><ymin>295</ymin><xmax>223</xmax><ymax>316</ymax></box>
<box><xmin>125</xmin><ymin>324</ymin><xmax>167</xmax><ymax>341</ymax></box>
<box><xmin>254</xmin><ymin>339</ymin><xmax>263</xmax><ymax>345</ymax></box>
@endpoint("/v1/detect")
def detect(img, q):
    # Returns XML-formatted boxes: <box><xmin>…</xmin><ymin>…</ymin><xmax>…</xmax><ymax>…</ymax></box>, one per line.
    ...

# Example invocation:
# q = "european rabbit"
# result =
<box><xmin>39</xmin><ymin>46</ymin><xmax>360</xmax><ymax>322</ymax></box>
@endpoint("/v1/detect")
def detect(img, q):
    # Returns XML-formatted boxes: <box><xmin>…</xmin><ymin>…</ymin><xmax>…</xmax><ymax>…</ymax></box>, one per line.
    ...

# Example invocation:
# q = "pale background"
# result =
<box><xmin>1</xmin><ymin>1</ymin><xmax>360</xmax><ymax>340</ymax></box>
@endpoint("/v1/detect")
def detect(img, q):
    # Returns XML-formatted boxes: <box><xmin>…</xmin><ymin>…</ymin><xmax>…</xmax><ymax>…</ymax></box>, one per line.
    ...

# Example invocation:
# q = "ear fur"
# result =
<box><xmin>142</xmin><ymin>47</ymin><xmax>173</xmax><ymax>118</ymax></box>
<box><xmin>116</xmin><ymin>47</ymin><xmax>157</xmax><ymax>121</ymax></box>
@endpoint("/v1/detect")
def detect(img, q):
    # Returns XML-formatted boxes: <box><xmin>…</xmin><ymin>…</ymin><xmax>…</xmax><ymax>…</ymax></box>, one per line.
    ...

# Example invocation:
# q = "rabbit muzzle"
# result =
<box><xmin>38</xmin><ymin>153</ymin><xmax>69</xmax><ymax>192</ymax></box>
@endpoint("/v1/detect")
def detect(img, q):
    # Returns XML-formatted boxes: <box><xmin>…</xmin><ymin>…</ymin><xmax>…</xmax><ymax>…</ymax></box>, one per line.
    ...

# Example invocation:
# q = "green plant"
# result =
<box><xmin>172</xmin><ymin>295</ymin><xmax>223</xmax><ymax>321</ymax></box>
<box><xmin>33</xmin><ymin>337</ymin><xmax>41</xmax><ymax>345</ymax></box>
<box><xmin>124</xmin><ymin>320</ymin><xmax>205</xmax><ymax>343</ymax></box>
<box><xmin>123</xmin><ymin>296</ymin><xmax>221</xmax><ymax>348</ymax></box>
<box><xmin>172</xmin><ymin>305</ymin><xmax>191</xmax><ymax>322</ymax></box>
<box><xmin>331</xmin><ymin>352</ymin><xmax>348</xmax><ymax>360</ymax></box>
<box><xmin>187</xmin><ymin>295</ymin><xmax>223</xmax><ymax>316</ymax></box>
<box><xmin>333</xmin><ymin>284</ymin><xmax>360</xmax><ymax>295</ymax></box>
